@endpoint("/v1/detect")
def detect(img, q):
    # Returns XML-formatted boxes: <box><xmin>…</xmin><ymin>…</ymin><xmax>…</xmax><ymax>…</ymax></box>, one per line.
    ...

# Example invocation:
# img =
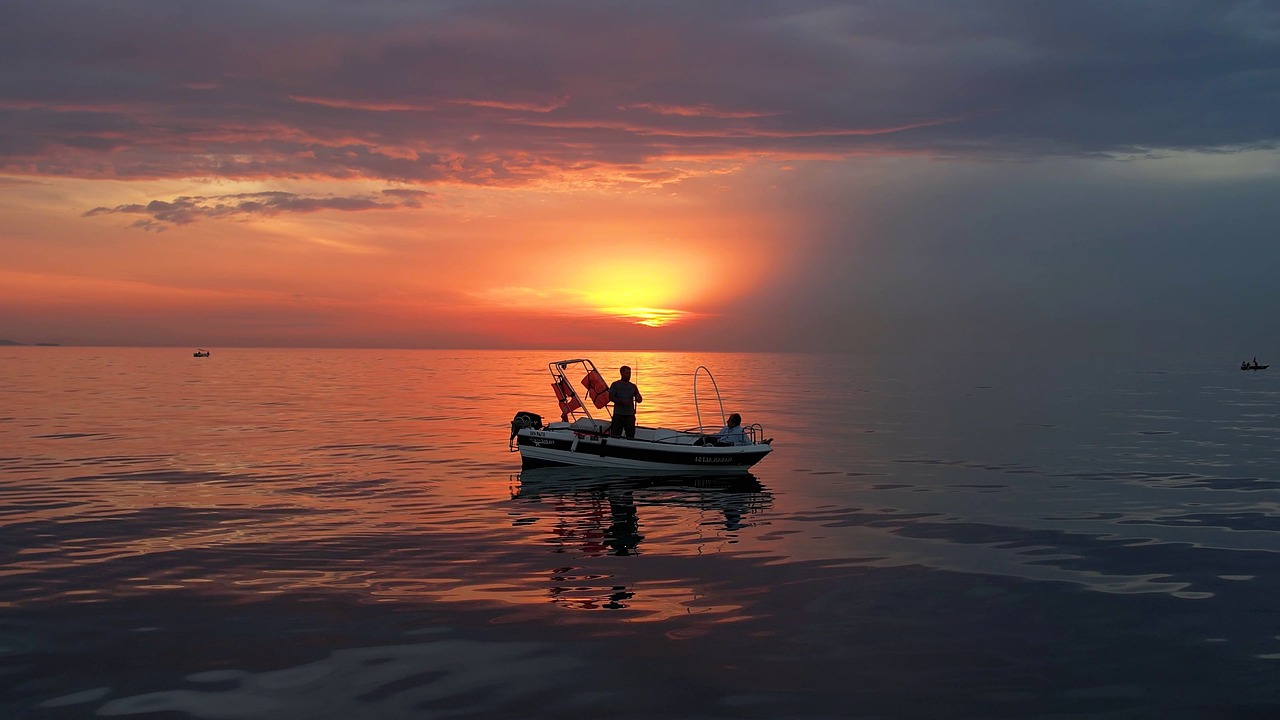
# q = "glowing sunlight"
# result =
<box><xmin>598</xmin><ymin>307</ymin><xmax>691</xmax><ymax>327</ymax></box>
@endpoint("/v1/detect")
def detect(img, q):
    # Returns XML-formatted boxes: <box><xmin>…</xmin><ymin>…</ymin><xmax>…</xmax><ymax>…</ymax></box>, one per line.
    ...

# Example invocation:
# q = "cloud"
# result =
<box><xmin>83</xmin><ymin>190</ymin><xmax>432</xmax><ymax>230</ymax></box>
<box><xmin>618</xmin><ymin>103</ymin><xmax>778</xmax><ymax>119</ymax></box>
<box><xmin>0</xmin><ymin>1</ymin><xmax>1275</xmax><ymax>186</ymax></box>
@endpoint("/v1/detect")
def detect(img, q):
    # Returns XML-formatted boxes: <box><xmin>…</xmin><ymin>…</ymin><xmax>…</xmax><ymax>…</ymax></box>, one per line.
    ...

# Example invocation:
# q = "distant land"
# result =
<box><xmin>0</xmin><ymin>339</ymin><xmax>61</xmax><ymax>346</ymax></box>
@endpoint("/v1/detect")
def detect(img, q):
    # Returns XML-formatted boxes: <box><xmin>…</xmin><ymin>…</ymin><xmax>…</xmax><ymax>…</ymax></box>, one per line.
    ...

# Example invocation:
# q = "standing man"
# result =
<box><xmin>608</xmin><ymin>365</ymin><xmax>643</xmax><ymax>438</ymax></box>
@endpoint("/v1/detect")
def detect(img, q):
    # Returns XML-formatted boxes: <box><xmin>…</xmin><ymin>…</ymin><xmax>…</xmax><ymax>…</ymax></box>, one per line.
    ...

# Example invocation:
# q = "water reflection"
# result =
<box><xmin>509</xmin><ymin>470</ymin><xmax>772</xmax><ymax>611</ymax></box>
<box><xmin>512</xmin><ymin>469</ymin><xmax>771</xmax><ymax>555</ymax></box>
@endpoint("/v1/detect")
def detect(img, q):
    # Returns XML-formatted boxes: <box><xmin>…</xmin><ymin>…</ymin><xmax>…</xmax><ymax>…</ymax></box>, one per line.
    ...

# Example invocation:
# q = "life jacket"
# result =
<box><xmin>581</xmin><ymin>370</ymin><xmax>611</xmax><ymax>408</ymax></box>
<box><xmin>552</xmin><ymin>379</ymin><xmax>583</xmax><ymax>415</ymax></box>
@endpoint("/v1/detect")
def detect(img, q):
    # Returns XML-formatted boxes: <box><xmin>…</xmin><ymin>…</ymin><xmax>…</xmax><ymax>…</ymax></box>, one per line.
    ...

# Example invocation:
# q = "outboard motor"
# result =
<box><xmin>509</xmin><ymin>411</ymin><xmax>543</xmax><ymax>441</ymax></box>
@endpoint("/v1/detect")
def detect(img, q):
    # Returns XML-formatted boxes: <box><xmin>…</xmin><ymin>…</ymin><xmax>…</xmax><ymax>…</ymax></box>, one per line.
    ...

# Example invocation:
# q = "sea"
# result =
<box><xmin>2</xmin><ymin>347</ymin><xmax>1279</xmax><ymax>719</ymax></box>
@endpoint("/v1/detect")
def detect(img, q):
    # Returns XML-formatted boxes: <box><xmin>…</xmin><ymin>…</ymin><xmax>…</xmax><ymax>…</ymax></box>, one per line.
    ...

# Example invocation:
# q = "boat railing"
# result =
<box><xmin>681</xmin><ymin>423</ymin><xmax>767</xmax><ymax>446</ymax></box>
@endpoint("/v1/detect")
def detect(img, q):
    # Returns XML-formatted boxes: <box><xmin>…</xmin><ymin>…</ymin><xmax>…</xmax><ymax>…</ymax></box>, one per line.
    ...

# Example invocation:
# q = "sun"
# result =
<box><xmin>470</xmin><ymin>225</ymin><xmax>748</xmax><ymax>332</ymax></box>
<box><xmin>597</xmin><ymin>306</ymin><xmax>691</xmax><ymax>327</ymax></box>
<box><xmin>581</xmin><ymin>265</ymin><xmax>704</xmax><ymax>327</ymax></box>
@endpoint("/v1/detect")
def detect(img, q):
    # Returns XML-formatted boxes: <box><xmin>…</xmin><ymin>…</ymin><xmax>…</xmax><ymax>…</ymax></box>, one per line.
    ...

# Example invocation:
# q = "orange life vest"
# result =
<box><xmin>581</xmin><ymin>370</ymin><xmax>610</xmax><ymax>408</ymax></box>
<box><xmin>552</xmin><ymin>379</ymin><xmax>583</xmax><ymax>415</ymax></box>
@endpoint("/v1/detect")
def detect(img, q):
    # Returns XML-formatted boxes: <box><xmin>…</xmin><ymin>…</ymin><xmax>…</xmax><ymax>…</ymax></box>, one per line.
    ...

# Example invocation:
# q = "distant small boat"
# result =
<box><xmin>1241</xmin><ymin>364</ymin><xmax>1268</xmax><ymax>370</ymax></box>
<box><xmin>193</xmin><ymin>349</ymin><xmax>210</xmax><ymax>358</ymax></box>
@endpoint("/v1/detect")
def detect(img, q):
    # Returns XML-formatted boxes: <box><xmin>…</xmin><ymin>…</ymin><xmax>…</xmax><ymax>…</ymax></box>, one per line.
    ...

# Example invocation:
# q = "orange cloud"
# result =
<box><xmin>448</xmin><ymin>97</ymin><xmax>570</xmax><ymax>113</ymax></box>
<box><xmin>619</xmin><ymin>102</ymin><xmax>778</xmax><ymax>119</ymax></box>
<box><xmin>511</xmin><ymin>113</ymin><xmax>976</xmax><ymax>139</ymax></box>
<box><xmin>289</xmin><ymin>95</ymin><xmax>437</xmax><ymax>112</ymax></box>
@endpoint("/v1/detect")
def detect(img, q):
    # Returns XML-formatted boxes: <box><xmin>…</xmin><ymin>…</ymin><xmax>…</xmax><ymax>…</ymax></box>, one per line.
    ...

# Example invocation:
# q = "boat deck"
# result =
<box><xmin>545</xmin><ymin>418</ymin><xmax>707</xmax><ymax>445</ymax></box>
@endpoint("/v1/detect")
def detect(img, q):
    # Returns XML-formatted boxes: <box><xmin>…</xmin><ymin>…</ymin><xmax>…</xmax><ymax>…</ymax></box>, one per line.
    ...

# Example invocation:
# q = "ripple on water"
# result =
<box><xmin>97</xmin><ymin>639</ymin><xmax>588</xmax><ymax>718</ymax></box>
<box><xmin>5</xmin><ymin>349</ymin><xmax>1280</xmax><ymax>718</ymax></box>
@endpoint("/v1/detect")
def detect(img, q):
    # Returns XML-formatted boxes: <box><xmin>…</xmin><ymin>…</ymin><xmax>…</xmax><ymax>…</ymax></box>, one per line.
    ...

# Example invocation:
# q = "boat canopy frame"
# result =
<box><xmin>548</xmin><ymin>358</ymin><xmax>613</xmax><ymax>423</ymax></box>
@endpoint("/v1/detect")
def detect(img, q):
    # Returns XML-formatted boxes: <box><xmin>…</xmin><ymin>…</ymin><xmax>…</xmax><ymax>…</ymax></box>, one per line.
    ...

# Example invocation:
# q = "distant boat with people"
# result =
<box><xmin>193</xmin><ymin>349</ymin><xmax>210</xmax><ymax>358</ymax></box>
<box><xmin>1241</xmin><ymin>357</ymin><xmax>1268</xmax><ymax>370</ymax></box>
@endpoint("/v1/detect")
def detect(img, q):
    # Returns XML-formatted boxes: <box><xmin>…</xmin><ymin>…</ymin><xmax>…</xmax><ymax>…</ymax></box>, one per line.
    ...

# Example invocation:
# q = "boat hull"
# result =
<box><xmin>516</xmin><ymin>428</ymin><xmax>770</xmax><ymax>472</ymax></box>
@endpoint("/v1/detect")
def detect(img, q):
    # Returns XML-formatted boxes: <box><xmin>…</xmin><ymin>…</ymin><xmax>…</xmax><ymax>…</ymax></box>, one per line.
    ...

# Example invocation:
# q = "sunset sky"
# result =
<box><xmin>3</xmin><ymin>1</ymin><xmax>1279</xmax><ymax>353</ymax></box>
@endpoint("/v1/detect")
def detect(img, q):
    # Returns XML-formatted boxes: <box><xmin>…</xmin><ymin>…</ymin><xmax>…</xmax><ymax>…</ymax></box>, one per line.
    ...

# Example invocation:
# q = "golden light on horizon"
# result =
<box><xmin>598</xmin><ymin>306</ymin><xmax>691</xmax><ymax>327</ymax></box>
<box><xmin>2</xmin><ymin>162</ymin><xmax>772</xmax><ymax>347</ymax></box>
<box><xmin>572</xmin><ymin>251</ymin><xmax>720</xmax><ymax>328</ymax></box>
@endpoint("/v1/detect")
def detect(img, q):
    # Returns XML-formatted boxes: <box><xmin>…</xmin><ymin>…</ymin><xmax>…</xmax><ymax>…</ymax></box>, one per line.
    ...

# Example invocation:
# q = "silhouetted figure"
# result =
<box><xmin>715</xmin><ymin>412</ymin><xmax>750</xmax><ymax>445</ymax></box>
<box><xmin>604</xmin><ymin>495</ymin><xmax>643</xmax><ymax>556</ymax></box>
<box><xmin>607</xmin><ymin>366</ymin><xmax>642</xmax><ymax>438</ymax></box>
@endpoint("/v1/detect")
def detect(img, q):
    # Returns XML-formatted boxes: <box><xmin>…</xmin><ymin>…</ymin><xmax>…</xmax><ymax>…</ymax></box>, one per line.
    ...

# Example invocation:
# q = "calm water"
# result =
<box><xmin>2</xmin><ymin>348</ymin><xmax>1279</xmax><ymax>719</ymax></box>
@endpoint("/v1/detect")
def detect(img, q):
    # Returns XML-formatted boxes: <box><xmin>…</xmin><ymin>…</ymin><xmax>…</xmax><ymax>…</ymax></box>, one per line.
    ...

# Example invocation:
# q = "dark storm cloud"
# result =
<box><xmin>83</xmin><ymin>190</ymin><xmax>431</xmax><ymax>230</ymax></box>
<box><xmin>2</xmin><ymin>0</ymin><xmax>1278</xmax><ymax>183</ymax></box>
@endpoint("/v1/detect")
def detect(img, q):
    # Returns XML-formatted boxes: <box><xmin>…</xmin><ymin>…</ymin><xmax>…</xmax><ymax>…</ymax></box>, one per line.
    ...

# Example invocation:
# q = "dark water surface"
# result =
<box><xmin>3</xmin><ymin>348</ymin><xmax>1279</xmax><ymax>718</ymax></box>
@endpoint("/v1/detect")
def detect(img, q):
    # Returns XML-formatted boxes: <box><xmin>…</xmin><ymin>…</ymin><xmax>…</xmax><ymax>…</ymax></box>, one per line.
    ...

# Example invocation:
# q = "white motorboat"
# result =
<box><xmin>508</xmin><ymin>358</ymin><xmax>772</xmax><ymax>472</ymax></box>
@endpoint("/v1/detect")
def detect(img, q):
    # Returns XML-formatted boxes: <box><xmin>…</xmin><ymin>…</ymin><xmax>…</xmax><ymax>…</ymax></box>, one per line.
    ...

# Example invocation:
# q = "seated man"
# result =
<box><xmin>714</xmin><ymin>413</ymin><xmax>751</xmax><ymax>445</ymax></box>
